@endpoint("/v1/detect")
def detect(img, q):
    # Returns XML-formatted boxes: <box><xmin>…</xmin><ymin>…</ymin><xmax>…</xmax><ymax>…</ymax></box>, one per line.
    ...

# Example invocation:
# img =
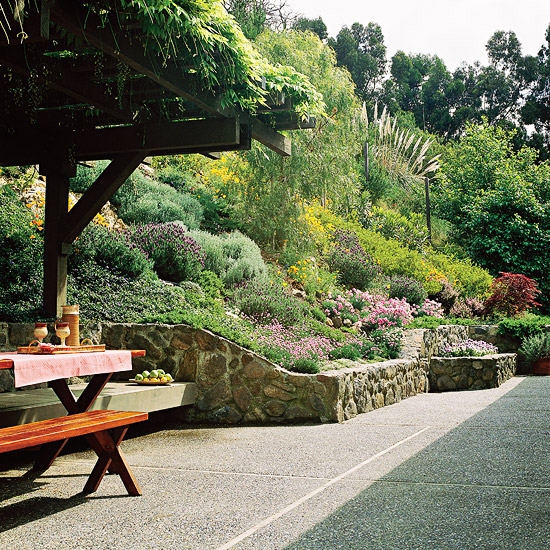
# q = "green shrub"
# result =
<box><xmin>371</xmin><ymin>327</ymin><xmax>403</xmax><ymax>359</ymax></box>
<box><xmin>221</xmin><ymin>231</ymin><xmax>266</xmax><ymax>285</ymax></box>
<box><xmin>120</xmin><ymin>192</ymin><xmax>203</xmax><ymax>229</ymax></box>
<box><xmin>326</xmin><ymin>229</ymin><xmax>380</xmax><ymax>290</ymax></box>
<box><xmin>497</xmin><ymin>313</ymin><xmax>550</xmax><ymax>340</ymax></box>
<box><xmin>69</xmin><ymin>160</ymin><xmax>109</xmax><ymax>194</ymax></box>
<box><xmin>0</xmin><ymin>185</ymin><xmax>45</xmax><ymax>321</ymax></box>
<box><xmin>193</xmin><ymin>188</ymin><xmax>239</xmax><ymax>234</ymax></box>
<box><xmin>230</xmin><ymin>272</ymin><xmax>306</xmax><ymax>326</ymax></box>
<box><xmin>186</xmin><ymin>230</ymin><xmax>226</xmax><ymax>275</ymax></box>
<box><xmin>311</xmin><ymin>205</ymin><xmax>493</xmax><ymax>299</ymax></box>
<box><xmin>70</xmin><ymin>224</ymin><xmax>151</xmax><ymax>279</ymax></box>
<box><xmin>130</xmin><ymin>223</ymin><xmax>205</xmax><ymax>282</ymax></box>
<box><xmin>71</xmin><ymin>163</ymin><xmax>204</xmax><ymax>229</ymax></box>
<box><xmin>291</xmin><ymin>358</ymin><xmax>320</xmax><ymax>374</ymax></box>
<box><xmin>197</xmin><ymin>270</ymin><xmax>224</xmax><ymax>300</ymax></box>
<box><xmin>363</xmin><ymin>205</ymin><xmax>429</xmax><ymax>252</ymax></box>
<box><xmin>388</xmin><ymin>275</ymin><xmax>427</xmax><ymax>307</ymax></box>
<box><xmin>518</xmin><ymin>332</ymin><xmax>550</xmax><ymax>363</ymax></box>
<box><xmin>68</xmin><ymin>264</ymin><xmax>188</xmax><ymax>323</ymax></box>
<box><xmin>155</xmin><ymin>164</ymin><xmax>197</xmax><ymax>192</ymax></box>
<box><xmin>188</xmin><ymin>229</ymin><xmax>266</xmax><ymax>286</ymax></box>
<box><xmin>143</xmin><ymin>307</ymin><xmax>258</xmax><ymax>351</ymax></box>
<box><xmin>328</xmin><ymin>343</ymin><xmax>362</xmax><ymax>361</ymax></box>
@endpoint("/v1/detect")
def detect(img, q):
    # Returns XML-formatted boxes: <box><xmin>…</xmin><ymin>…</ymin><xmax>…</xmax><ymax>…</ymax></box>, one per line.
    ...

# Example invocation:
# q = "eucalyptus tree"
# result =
<box><xmin>328</xmin><ymin>22</ymin><xmax>387</xmax><ymax>103</ymax></box>
<box><xmin>223</xmin><ymin>0</ymin><xmax>296</xmax><ymax>39</ymax></box>
<box><xmin>292</xmin><ymin>16</ymin><xmax>328</xmax><ymax>41</ymax></box>
<box><xmin>522</xmin><ymin>24</ymin><xmax>550</xmax><ymax>161</ymax></box>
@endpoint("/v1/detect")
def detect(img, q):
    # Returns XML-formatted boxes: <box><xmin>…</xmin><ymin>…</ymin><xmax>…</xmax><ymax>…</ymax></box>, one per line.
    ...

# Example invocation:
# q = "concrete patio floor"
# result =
<box><xmin>0</xmin><ymin>375</ymin><xmax>548</xmax><ymax>549</ymax></box>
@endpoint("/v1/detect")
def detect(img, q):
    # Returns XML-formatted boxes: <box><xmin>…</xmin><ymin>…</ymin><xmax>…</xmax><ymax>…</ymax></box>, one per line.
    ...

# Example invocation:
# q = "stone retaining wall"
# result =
<box><xmin>0</xmin><ymin>322</ymin><xmax>518</xmax><ymax>423</ymax></box>
<box><xmin>428</xmin><ymin>354</ymin><xmax>516</xmax><ymax>391</ymax></box>
<box><xmin>0</xmin><ymin>322</ymin><xmax>428</xmax><ymax>423</ymax></box>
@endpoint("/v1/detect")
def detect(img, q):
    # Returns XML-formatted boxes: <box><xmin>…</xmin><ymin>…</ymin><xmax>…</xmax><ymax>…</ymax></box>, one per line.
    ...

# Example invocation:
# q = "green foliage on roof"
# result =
<box><xmin>85</xmin><ymin>1</ymin><xmax>325</xmax><ymax>117</ymax></box>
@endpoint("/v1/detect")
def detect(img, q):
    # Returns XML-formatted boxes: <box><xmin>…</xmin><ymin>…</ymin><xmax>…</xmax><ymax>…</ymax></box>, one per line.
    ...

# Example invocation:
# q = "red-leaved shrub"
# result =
<box><xmin>484</xmin><ymin>272</ymin><xmax>541</xmax><ymax>317</ymax></box>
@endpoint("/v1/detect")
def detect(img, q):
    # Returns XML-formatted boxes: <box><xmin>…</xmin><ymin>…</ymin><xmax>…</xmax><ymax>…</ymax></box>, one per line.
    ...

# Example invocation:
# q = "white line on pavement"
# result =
<box><xmin>215</xmin><ymin>425</ymin><xmax>432</xmax><ymax>550</ymax></box>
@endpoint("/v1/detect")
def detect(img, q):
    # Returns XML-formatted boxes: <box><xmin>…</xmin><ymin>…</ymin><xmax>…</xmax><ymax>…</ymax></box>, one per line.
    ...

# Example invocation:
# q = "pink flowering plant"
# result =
<box><xmin>360</xmin><ymin>296</ymin><xmax>415</xmax><ymax>331</ymax></box>
<box><xmin>439</xmin><ymin>339</ymin><xmax>498</xmax><ymax>357</ymax></box>
<box><xmin>322</xmin><ymin>292</ymin><xmax>359</xmax><ymax>323</ymax></box>
<box><xmin>415</xmin><ymin>299</ymin><xmax>445</xmax><ymax>318</ymax></box>
<box><xmin>253</xmin><ymin>321</ymin><xmax>339</xmax><ymax>373</ymax></box>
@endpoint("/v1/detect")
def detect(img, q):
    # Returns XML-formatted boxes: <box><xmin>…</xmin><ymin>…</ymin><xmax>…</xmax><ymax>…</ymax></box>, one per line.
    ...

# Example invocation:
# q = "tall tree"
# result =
<box><xmin>522</xmin><ymin>24</ymin><xmax>550</xmax><ymax>161</ymax></box>
<box><xmin>224</xmin><ymin>0</ymin><xmax>296</xmax><ymax>39</ymax></box>
<box><xmin>226</xmin><ymin>29</ymin><xmax>363</xmax><ymax>249</ymax></box>
<box><xmin>329</xmin><ymin>22</ymin><xmax>387</xmax><ymax>102</ymax></box>
<box><xmin>434</xmin><ymin>122</ymin><xmax>550</xmax><ymax>305</ymax></box>
<box><xmin>292</xmin><ymin>16</ymin><xmax>328</xmax><ymax>41</ymax></box>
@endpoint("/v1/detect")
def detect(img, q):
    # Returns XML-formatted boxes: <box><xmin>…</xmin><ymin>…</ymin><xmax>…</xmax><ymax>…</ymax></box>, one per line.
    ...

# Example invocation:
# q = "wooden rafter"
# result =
<box><xmin>0</xmin><ymin>118</ymin><xmax>245</xmax><ymax>165</ymax></box>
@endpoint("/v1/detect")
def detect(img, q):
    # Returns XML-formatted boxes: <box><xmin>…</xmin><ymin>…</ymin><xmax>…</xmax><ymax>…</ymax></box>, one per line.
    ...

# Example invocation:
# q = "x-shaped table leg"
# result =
<box><xmin>83</xmin><ymin>426</ymin><xmax>142</xmax><ymax>496</ymax></box>
<box><xmin>32</xmin><ymin>373</ymin><xmax>112</xmax><ymax>471</ymax></box>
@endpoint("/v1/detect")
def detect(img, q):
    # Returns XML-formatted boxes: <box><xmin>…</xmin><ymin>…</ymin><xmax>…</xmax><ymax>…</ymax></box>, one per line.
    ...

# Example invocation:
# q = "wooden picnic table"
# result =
<box><xmin>0</xmin><ymin>349</ymin><xmax>147</xmax><ymax>495</ymax></box>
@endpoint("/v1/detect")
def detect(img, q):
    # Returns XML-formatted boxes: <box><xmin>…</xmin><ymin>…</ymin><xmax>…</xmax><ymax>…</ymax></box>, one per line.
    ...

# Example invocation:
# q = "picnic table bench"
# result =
<box><xmin>0</xmin><ymin>349</ymin><xmax>148</xmax><ymax>495</ymax></box>
<box><xmin>0</xmin><ymin>409</ymin><xmax>148</xmax><ymax>495</ymax></box>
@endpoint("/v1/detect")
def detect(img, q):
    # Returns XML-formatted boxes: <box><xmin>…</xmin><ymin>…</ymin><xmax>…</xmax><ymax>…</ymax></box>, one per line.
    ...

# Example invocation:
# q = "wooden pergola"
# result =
<box><xmin>0</xmin><ymin>1</ymin><xmax>313</xmax><ymax>318</ymax></box>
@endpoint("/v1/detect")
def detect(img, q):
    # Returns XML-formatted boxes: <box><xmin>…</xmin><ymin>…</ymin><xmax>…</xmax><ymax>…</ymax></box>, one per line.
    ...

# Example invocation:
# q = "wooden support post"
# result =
<box><xmin>425</xmin><ymin>177</ymin><xmax>432</xmax><ymax>243</ymax></box>
<box><xmin>40</xmin><ymin>153</ymin><xmax>76</xmax><ymax>318</ymax></box>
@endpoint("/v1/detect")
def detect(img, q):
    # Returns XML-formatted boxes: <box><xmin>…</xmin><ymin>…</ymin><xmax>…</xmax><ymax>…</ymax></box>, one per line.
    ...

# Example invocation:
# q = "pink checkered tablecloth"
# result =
<box><xmin>0</xmin><ymin>350</ymin><xmax>133</xmax><ymax>388</ymax></box>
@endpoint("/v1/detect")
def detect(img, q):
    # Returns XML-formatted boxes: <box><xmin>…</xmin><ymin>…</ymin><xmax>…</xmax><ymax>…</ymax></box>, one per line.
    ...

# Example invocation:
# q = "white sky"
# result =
<box><xmin>288</xmin><ymin>0</ymin><xmax>550</xmax><ymax>71</ymax></box>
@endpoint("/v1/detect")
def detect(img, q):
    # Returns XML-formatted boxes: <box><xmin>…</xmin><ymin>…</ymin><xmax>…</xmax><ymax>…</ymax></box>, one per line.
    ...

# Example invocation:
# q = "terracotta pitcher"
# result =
<box><xmin>61</xmin><ymin>304</ymin><xmax>79</xmax><ymax>346</ymax></box>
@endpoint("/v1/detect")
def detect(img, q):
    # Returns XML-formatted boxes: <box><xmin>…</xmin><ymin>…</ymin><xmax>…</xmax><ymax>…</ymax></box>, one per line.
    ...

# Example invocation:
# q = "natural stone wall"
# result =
<box><xmin>428</xmin><ymin>354</ymin><xmax>516</xmax><ymax>391</ymax></box>
<box><xmin>0</xmin><ymin>321</ymin><xmax>428</xmax><ymax>423</ymax></box>
<box><xmin>0</xmin><ymin>322</ymin><xmax>517</xmax><ymax>423</ymax></box>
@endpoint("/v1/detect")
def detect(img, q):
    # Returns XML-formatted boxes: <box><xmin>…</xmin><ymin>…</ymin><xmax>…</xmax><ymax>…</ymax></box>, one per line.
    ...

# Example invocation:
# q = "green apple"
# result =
<box><xmin>134</xmin><ymin>373</ymin><xmax>144</xmax><ymax>381</ymax></box>
<box><xmin>150</xmin><ymin>369</ymin><xmax>159</xmax><ymax>378</ymax></box>
<box><xmin>141</xmin><ymin>370</ymin><xmax>150</xmax><ymax>379</ymax></box>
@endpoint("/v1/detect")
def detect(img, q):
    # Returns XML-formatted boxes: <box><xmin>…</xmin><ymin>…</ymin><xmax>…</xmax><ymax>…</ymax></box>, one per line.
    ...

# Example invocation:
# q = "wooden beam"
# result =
<box><xmin>61</xmin><ymin>152</ymin><xmax>147</xmax><ymax>244</ymax></box>
<box><xmin>40</xmin><ymin>152</ymin><xmax>76</xmax><ymax>318</ymax></box>
<box><xmin>74</xmin><ymin>118</ymin><xmax>242</xmax><ymax>160</ymax></box>
<box><xmin>0</xmin><ymin>118</ymin><xmax>244</xmax><ymax>165</ymax></box>
<box><xmin>250</xmin><ymin>119</ymin><xmax>291</xmax><ymax>156</ymax></box>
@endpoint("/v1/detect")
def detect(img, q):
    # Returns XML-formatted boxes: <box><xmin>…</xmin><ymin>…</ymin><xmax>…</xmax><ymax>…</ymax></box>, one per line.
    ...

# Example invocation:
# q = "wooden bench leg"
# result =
<box><xmin>32</xmin><ymin>439</ymin><xmax>69</xmax><ymax>471</ymax></box>
<box><xmin>83</xmin><ymin>427</ymin><xmax>142</xmax><ymax>496</ymax></box>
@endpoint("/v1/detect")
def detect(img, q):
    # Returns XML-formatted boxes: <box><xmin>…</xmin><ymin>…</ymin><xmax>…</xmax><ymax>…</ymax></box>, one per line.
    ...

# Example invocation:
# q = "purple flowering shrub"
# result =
<box><xmin>326</xmin><ymin>230</ymin><xmax>381</xmax><ymax>290</ymax></box>
<box><xmin>231</xmin><ymin>274</ymin><xmax>306</xmax><ymax>326</ymax></box>
<box><xmin>439</xmin><ymin>339</ymin><xmax>498</xmax><ymax>357</ymax></box>
<box><xmin>130</xmin><ymin>222</ymin><xmax>205</xmax><ymax>283</ymax></box>
<box><xmin>388</xmin><ymin>275</ymin><xmax>427</xmax><ymax>307</ymax></box>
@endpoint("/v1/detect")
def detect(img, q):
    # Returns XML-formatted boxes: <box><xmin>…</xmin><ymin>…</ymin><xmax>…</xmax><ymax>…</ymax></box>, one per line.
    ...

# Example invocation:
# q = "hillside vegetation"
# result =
<box><xmin>2</xmin><ymin>18</ymin><xmax>550</xmax><ymax>373</ymax></box>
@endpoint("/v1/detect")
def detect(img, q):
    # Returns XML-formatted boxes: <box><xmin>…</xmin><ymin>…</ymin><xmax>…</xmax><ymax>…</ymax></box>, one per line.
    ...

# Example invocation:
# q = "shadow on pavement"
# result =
<box><xmin>284</xmin><ymin>376</ymin><xmax>550</xmax><ymax>550</ymax></box>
